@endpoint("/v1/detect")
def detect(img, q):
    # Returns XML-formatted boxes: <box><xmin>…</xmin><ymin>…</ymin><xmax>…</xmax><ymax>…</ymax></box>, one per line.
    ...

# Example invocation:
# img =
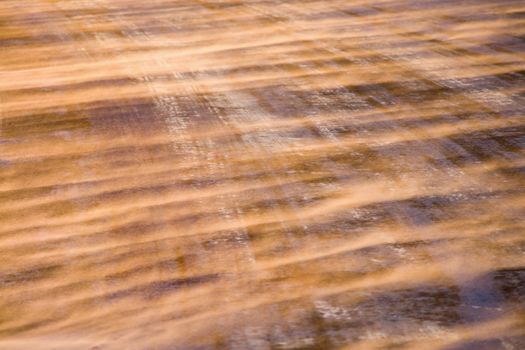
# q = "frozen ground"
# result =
<box><xmin>0</xmin><ymin>0</ymin><xmax>524</xmax><ymax>349</ymax></box>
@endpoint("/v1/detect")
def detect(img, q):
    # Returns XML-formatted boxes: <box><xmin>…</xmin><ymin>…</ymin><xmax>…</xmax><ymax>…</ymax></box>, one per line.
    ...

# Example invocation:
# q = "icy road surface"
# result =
<box><xmin>0</xmin><ymin>0</ymin><xmax>524</xmax><ymax>349</ymax></box>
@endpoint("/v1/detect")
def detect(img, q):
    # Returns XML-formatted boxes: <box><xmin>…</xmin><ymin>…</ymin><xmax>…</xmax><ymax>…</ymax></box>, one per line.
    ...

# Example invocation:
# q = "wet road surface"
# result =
<box><xmin>1</xmin><ymin>0</ymin><xmax>525</xmax><ymax>349</ymax></box>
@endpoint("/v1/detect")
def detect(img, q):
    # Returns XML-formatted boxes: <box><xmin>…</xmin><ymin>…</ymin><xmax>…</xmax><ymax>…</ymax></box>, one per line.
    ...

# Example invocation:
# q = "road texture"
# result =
<box><xmin>1</xmin><ymin>0</ymin><xmax>525</xmax><ymax>349</ymax></box>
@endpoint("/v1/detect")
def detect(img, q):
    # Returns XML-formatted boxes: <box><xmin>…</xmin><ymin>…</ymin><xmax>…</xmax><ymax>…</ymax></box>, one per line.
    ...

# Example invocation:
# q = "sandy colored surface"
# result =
<box><xmin>1</xmin><ymin>0</ymin><xmax>525</xmax><ymax>349</ymax></box>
